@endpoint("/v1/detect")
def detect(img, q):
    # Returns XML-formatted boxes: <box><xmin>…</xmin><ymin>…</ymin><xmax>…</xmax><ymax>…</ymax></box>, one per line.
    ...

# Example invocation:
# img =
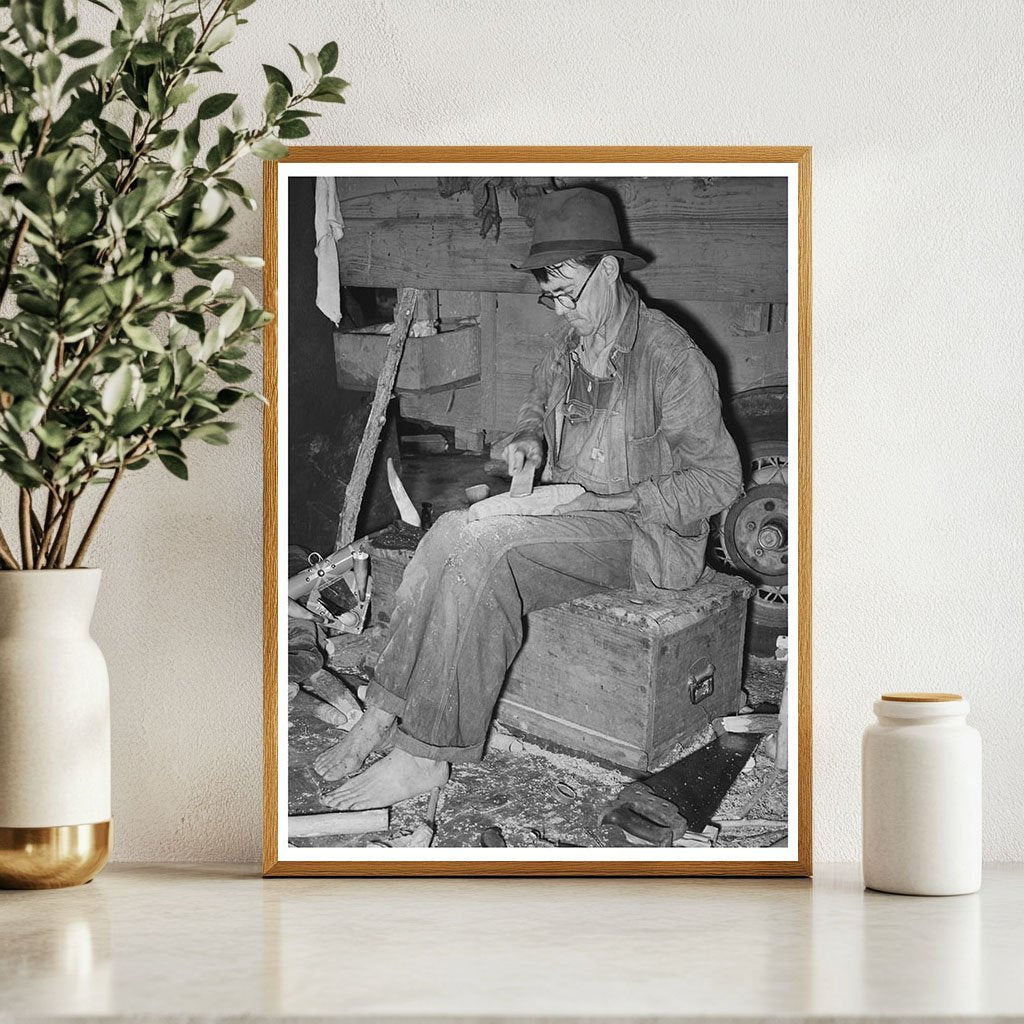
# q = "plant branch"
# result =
<box><xmin>0</xmin><ymin>113</ymin><xmax>52</xmax><ymax>308</ymax></box>
<box><xmin>18</xmin><ymin>489</ymin><xmax>34</xmax><ymax>569</ymax></box>
<box><xmin>70</xmin><ymin>464</ymin><xmax>124</xmax><ymax>567</ymax></box>
<box><xmin>45</xmin><ymin>490</ymin><xmax>80</xmax><ymax>569</ymax></box>
<box><xmin>0</xmin><ymin>526</ymin><xmax>20</xmax><ymax>570</ymax></box>
<box><xmin>45</xmin><ymin>298</ymin><xmax>140</xmax><ymax>414</ymax></box>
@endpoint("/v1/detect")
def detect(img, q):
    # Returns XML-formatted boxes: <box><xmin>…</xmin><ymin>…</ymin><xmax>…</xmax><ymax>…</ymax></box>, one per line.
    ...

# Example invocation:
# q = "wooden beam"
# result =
<box><xmin>334</xmin><ymin>176</ymin><xmax>788</xmax><ymax>221</ymax></box>
<box><xmin>335</xmin><ymin>217</ymin><xmax>787</xmax><ymax>301</ymax></box>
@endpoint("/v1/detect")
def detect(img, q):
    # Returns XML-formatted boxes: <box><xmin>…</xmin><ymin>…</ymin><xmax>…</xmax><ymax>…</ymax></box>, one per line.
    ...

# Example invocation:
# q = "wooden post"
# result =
<box><xmin>336</xmin><ymin>287</ymin><xmax>422</xmax><ymax>548</ymax></box>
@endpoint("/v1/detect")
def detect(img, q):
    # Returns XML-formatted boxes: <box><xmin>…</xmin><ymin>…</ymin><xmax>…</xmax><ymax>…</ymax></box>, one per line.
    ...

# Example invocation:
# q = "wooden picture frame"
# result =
<box><xmin>263</xmin><ymin>147</ymin><xmax>811</xmax><ymax>877</ymax></box>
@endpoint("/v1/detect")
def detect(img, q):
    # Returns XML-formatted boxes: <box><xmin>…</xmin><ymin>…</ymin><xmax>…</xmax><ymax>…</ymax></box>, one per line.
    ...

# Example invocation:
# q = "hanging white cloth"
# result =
<box><xmin>314</xmin><ymin>177</ymin><xmax>345</xmax><ymax>325</ymax></box>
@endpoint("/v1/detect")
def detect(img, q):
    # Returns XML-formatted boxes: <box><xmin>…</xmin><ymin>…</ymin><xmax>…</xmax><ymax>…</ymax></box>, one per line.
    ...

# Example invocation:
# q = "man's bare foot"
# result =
<box><xmin>321</xmin><ymin>748</ymin><xmax>449</xmax><ymax>810</ymax></box>
<box><xmin>312</xmin><ymin>706</ymin><xmax>395</xmax><ymax>781</ymax></box>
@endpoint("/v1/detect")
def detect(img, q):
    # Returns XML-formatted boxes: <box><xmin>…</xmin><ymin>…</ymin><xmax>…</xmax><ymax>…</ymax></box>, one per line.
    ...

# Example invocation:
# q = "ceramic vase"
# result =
<box><xmin>0</xmin><ymin>569</ymin><xmax>111</xmax><ymax>888</ymax></box>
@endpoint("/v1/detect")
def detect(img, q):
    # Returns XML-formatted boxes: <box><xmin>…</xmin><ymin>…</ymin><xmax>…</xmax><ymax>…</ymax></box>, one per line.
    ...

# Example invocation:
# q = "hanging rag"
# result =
<box><xmin>314</xmin><ymin>177</ymin><xmax>345</xmax><ymax>325</ymax></box>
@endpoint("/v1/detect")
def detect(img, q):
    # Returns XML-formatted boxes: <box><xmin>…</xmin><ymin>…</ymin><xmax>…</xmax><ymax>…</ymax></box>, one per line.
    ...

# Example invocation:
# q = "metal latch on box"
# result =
<box><xmin>687</xmin><ymin>657</ymin><xmax>715</xmax><ymax>704</ymax></box>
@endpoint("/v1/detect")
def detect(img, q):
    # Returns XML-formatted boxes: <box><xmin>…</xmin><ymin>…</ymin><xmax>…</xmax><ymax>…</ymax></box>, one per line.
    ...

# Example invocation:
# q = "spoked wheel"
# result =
<box><xmin>711</xmin><ymin>386</ymin><xmax>789</xmax><ymax>656</ymax></box>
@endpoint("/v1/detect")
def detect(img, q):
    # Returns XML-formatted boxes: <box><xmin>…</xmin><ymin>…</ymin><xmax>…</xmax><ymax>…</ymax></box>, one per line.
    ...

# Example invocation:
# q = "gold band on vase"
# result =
<box><xmin>0</xmin><ymin>821</ymin><xmax>110</xmax><ymax>889</ymax></box>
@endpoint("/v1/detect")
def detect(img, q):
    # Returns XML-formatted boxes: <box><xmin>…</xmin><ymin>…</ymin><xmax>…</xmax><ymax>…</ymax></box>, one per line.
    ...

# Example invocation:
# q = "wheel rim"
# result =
<box><xmin>711</xmin><ymin>443</ymin><xmax>789</xmax><ymax>625</ymax></box>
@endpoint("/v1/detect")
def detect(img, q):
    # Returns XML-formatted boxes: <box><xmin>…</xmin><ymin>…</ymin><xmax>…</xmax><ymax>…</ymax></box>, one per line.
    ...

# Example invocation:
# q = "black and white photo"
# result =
<box><xmin>263</xmin><ymin>149</ymin><xmax>810</xmax><ymax>876</ymax></box>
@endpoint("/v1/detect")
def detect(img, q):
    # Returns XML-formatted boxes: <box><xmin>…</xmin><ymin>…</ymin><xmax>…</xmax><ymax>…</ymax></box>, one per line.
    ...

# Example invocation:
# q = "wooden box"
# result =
<box><xmin>334</xmin><ymin>324</ymin><xmax>480</xmax><ymax>393</ymax></box>
<box><xmin>497</xmin><ymin>576</ymin><xmax>754</xmax><ymax>771</ymax></box>
<box><xmin>364</xmin><ymin>542</ymin><xmax>753</xmax><ymax>773</ymax></box>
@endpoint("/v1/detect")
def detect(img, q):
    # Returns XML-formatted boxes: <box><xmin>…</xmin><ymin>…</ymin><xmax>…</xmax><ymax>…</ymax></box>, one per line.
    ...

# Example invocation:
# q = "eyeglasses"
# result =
<box><xmin>537</xmin><ymin>262</ymin><xmax>600</xmax><ymax>311</ymax></box>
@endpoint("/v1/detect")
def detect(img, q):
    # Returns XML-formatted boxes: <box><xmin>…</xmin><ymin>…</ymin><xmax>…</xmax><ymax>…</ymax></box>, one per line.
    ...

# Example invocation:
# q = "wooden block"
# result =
<box><xmin>288</xmin><ymin>810</ymin><xmax>388</xmax><ymax>839</ymax></box>
<box><xmin>508</xmin><ymin>464</ymin><xmax>535</xmax><ymax>497</ymax></box>
<box><xmin>714</xmin><ymin>713</ymin><xmax>780</xmax><ymax>735</ymax></box>
<box><xmin>454</xmin><ymin>428</ymin><xmax>485</xmax><ymax>453</ymax></box>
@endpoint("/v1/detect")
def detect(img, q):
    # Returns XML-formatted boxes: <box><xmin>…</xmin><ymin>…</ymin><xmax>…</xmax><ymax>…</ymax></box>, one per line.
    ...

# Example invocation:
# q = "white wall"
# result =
<box><xmin>70</xmin><ymin>0</ymin><xmax>1024</xmax><ymax>862</ymax></box>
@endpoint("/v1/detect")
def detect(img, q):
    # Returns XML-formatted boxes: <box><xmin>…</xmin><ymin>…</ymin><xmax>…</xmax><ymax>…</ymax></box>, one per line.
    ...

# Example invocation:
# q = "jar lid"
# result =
<box><xmin>881</xmin><ymin>692</ymin><xmax>962</xmax><ymax>702</ymax></box>
<box><xmin>874</xmin><ymin>694</ymin><xmax>969</xmax><ymax>720</ymax></box>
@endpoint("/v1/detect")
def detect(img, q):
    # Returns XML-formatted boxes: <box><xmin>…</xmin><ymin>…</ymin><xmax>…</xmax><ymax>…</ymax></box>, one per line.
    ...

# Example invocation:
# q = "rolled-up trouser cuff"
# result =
<box><xmin>393</xmin><ymin>727</ymin><xmax>485</xmax><ymax>764</ymax></box>
<box><xmin>364</xmin><ymin>679</ymin><xmax>407</xmax><ymax>717</ymax></box>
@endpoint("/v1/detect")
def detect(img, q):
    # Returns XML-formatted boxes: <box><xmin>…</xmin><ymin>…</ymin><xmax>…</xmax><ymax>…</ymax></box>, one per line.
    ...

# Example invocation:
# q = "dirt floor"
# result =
<box><xmin>288</xmin><ymin>630</ymin><xmax>788</xmax><ymax>850</ymax></box>
<box><xmin>287</xmin><ymin>448</ymin><xmax>789</xmax><ymax>851</ymax></box>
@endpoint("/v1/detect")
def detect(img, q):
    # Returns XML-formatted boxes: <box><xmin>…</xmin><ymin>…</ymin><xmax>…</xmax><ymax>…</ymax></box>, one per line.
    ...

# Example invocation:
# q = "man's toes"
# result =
<box><xmin>322</xmin><ymin>784</ymin><xmax>357</xmax><ymax>809</ymax></box>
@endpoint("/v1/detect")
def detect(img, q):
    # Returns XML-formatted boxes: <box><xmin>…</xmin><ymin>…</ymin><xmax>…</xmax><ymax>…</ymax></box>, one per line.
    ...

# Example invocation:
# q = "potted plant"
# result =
<box><xmin>0</xmin><ymin>0</ymin><xmax>346</xmax><ymax>887</ymax></box>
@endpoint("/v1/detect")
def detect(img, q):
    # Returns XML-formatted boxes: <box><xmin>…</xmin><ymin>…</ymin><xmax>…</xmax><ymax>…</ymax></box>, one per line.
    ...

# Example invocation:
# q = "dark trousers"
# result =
<box><xmin>366</xmin><ymin>508</ymin><xmax>635</xmax><ymax>762</ymax></box>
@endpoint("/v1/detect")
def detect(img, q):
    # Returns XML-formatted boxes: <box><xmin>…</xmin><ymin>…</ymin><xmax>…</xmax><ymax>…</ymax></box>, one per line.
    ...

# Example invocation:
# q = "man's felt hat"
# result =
<box><xmin>511</xmin><ymin>187</ymin><xmax>647</xmax><ymax>272</ymax></box>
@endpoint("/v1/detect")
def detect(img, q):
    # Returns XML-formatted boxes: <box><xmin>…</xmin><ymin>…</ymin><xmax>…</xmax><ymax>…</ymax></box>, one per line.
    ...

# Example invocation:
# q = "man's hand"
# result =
<box><xmin>288</xmin><ymin>597</ymin><xmax>319</xmax><ymax>621</ymax></box>
<box><xmin>502</xmin><ymin>437</ymin><xmax>543</xmax><ymax>476</ymax></box>
<box><xmin>553</xmin><ymin>490</ymin><xmax>639</xmax><ymax>515</ymax></box>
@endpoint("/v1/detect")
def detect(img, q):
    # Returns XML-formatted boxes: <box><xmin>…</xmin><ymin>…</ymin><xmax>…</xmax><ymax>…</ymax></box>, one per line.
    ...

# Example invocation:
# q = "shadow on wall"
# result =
<box><xmin>287</xmin><ymin>176</ymin><xmax>399</xmax><ymax>555</ymax></box>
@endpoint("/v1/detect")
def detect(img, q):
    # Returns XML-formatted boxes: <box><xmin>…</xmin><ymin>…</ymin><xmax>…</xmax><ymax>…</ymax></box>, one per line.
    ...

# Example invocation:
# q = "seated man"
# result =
<box><xmin>316</xmin><ymin>187</ymin><xmax>742</xmax><ymax>810</ymax></box>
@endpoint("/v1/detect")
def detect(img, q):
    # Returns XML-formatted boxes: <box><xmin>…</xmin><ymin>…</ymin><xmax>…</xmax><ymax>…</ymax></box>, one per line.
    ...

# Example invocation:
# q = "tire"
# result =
<box><xmin>711</xmin><ymin>387</ymin><xmax>789</xmax><ymax>657</ymax></box>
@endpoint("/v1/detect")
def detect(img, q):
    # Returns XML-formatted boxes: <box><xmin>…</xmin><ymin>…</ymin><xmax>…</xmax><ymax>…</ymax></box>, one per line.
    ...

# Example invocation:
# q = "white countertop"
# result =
<box><xmin>2</xmin><ymin>862</ymin><xmax>1022</xmax><ymax>1021</ymax></box>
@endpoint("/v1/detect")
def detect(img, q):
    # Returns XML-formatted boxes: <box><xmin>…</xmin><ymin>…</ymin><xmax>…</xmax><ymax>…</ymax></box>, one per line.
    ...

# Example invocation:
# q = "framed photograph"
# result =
<box><xmin>263</xmin><ymin>147</ymin><xmax>811</xmax><ymax>876</ymax></box>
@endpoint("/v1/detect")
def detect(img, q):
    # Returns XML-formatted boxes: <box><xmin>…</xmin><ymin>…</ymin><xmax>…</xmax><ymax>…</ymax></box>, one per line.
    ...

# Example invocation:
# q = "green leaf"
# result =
<box><xmin>146</xmin><ymin>74</ymin><xmax>166</xmax><ymax>117</ymax></box>
<box><xmin>264</xmin><ymin>82</ymin><xmax>288</xmax><ymax>117</ymax></box>
<box><xmin>133</xmin><ymin>42</ymin><xmax>168</xmax><ymax>66</ymax></box>
<box><xmin>216</xmin><ymin>388</ymin><xmax>247</xmax><ymax>407</ymax></box>
<box><xmin>60</xmin><ymin>63</ymin><xmax>97</xmax><ymax>96</ymax></box>
<box><xmin>182</xmin><ymin>284</ymin><xmax>211</xmax><ymax>309</ymax></box>
<box><xmin>42</xmin><ymin>0</ymin><xmax>66</xmax><ymax>33</ymax></box>
<box><xmin>214</xmin><ymin>362</ymin><xmax>251</xmax><ymax>384</ymax></box>
<box><xmin>299</xmin><ymin>51</ymin><xmax>321</xmax><ymax>80</ymax></box>
<box><xmin>0</xmin><ymin>50</ymin><xmax>33</xmax><ymax>87</ymax></box>
<box><xmin>210</xmin><ymin>268</ymin><xmax>233</xmax><ymax>294</ymax></box>
<box><xmin>173</xmin><ymin>27</ymin><xmax>196</xmax><ymax>64</ymax></box>
<box><xmin>189</xmin><ymin>422</ymin><xmax>230</xmax><ymax>445</ymax></box>
<box><xmin>121</xmin><ymin>0</ymin><xmax>151</xmax><ymax>33</ymax></box>
<box><xmin>9</xmin><ymin>399</ymin><xmax>45</xmax><ymax>432</ymax></box>
<box><xmin>1</xmin><ymin>456</ymin><xmax>46</xmax><ymax>487</ymax></box>
<box><xmin>166</xmin><ymin>82</ymin><xmax>199</xmax><ymax>107</ymax></box>
<box><xmin>198</xmin><ymin>91</ymin><xmax>237</xmax><ymax>119</ymax></box>
<box><xmin>101</xmin><ymin>365</ymin><xmax>133</xmax><ymax>415</ymax></box>
<box><xmin>158</xmin><ymin>452</ymin><xmax>188</xmax><ymax>479</ymax></box>
<box><xmin>262</xmin><ymin>64</ymin><xmax>292</xmax><ymax>94</ymax></box>
<box><xmin>63</xmin><ymin>38</ymin><xmax>104</xmax><ymax>58</ymax></box>
<box><xmin>309</xmin><ymin>88</ymin><xmax>346</xmax><ymax>104</ymax></box>
<box><xmin>181</xmin><ymin>364</ymin><xmax>206</xmax><ymax>391</ymax></box>
<box><xmin>112</xmin><ymin>406</ymin><xmax>150</xmax><ymax>435</ymax></box>
<box><xmin>251</xmin><ymin>138</ymin><xmax>287</xmax><ymax>160</ymax></box>
<box><xmin>38</xmin><ymin>51</ymin><xmax>62</xmax><ymax>86</ymax></box>
<box><xmin>317</xmin><ymin>41</ymin><xmax>339</xmax><ymax>75</ymax></box>
<box><xmin>203</xmin><ymin>16</ymin><xmax>236</xmax><ymax>53</ymax></box>
<box><xmin>123</xmin><ymin>322</ymin><xmax>164</xmax><ymax>353</ymax></box>
<box><xmin>277</xmin><ymin>120</ymin><xmax>310</xmax><ymax>140</ymax></box>
<box><xmin>218</xmin><ymin>296</ymin><xmax>246</xmax><ymax>339</ymax></box>
<box><xmin>34</xmin><ymin>421</ymin><xmax>70</xmax><ymax>449</ymax></box>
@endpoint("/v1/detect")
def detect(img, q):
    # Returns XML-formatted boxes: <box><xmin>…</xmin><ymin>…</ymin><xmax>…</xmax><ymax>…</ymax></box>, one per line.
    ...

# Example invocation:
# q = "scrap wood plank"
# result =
<box><xmin>336</xmin><ymin>286</ymin><xmax>423</xmax><ymax>548</ymax></box>
<box><xmin>714</xmin><ymin>713</ymin><xmax>780</xmax><ymax>736</ymax></box>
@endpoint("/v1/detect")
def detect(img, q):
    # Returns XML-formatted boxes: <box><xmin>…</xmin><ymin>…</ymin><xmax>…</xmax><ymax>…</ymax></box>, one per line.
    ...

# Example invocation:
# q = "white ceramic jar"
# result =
<box><xmin>862</xmin><ymin>693</ymin><xmax>981</xmax><ymax>895</ymax></box>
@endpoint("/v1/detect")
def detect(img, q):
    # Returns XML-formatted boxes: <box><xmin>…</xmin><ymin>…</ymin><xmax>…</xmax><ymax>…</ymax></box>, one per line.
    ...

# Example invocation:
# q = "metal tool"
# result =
<box><xmin>352</xmin><ymin>550</ymin><xmax>369</xmax><ymax>602</ymax></box>
<box><xmin>509</xmin><ymin>463</ymin><xmax>536</xmax><ymax>498</ymax></box>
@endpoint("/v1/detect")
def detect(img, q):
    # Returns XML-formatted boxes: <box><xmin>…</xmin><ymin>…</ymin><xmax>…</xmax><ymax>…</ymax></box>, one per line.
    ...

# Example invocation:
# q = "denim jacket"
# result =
<box><xmin>508</xmin><ymin>287</ymin><xmax>742</xmax><ymax>591</ymax></box>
